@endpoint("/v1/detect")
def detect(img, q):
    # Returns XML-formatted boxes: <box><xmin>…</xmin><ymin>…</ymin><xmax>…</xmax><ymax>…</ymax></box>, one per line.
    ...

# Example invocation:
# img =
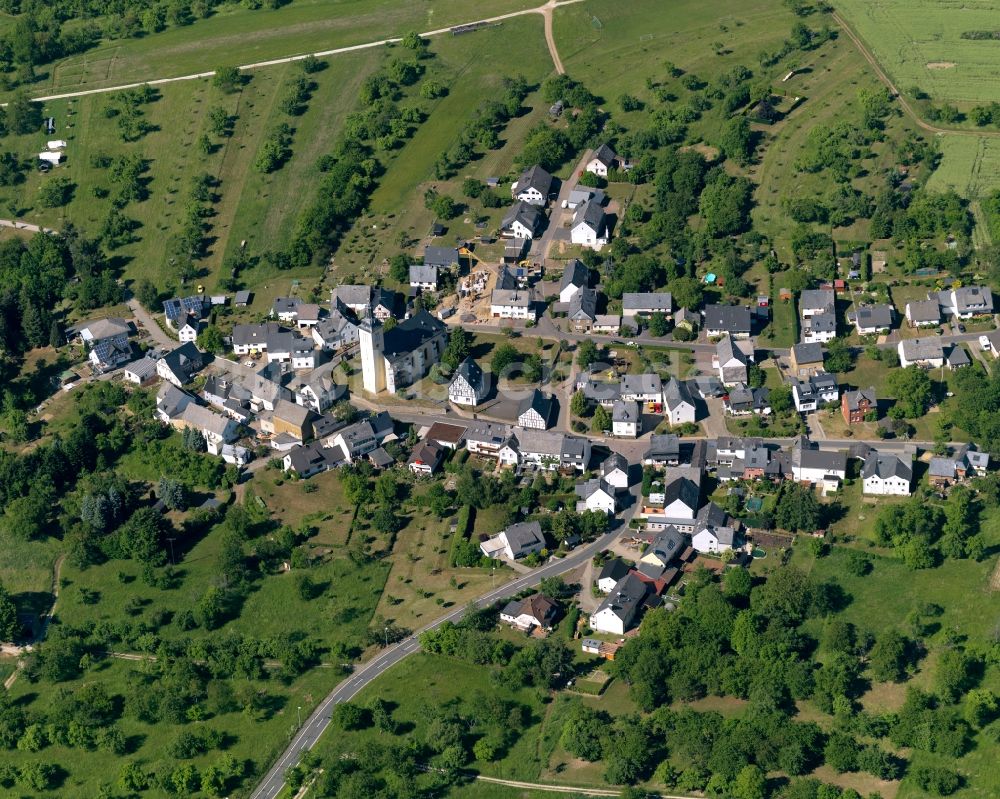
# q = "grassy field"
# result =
<box><xmin>331</xmin><ymin>14</ymin><xmax>555</xmax><ymax>285</ymax></box>
<box><xmin>926</xmin><ymin>135</ymin><xmax>1000</xmax><ymax>200</ymax></box>
<box><xmin>832</xmin><ymin>0</ymin><xmax>1000</xmax><ymax>105</ymax></box>
<box><xmin>32</xmin><ymin>0</ymin><xmax>540</xmax><ymax>95</ymax></box>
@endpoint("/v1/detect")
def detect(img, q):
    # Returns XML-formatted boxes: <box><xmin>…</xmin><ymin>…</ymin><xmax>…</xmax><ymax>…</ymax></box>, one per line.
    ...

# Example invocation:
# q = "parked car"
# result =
<box><xmin>980</xmin><ymin>335</ymin><xmax>992</xmax><ymax>351</ymax></box>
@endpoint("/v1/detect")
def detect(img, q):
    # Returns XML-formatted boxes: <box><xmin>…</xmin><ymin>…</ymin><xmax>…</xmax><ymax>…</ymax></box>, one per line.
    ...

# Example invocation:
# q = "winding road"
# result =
<box><xmin>27</xmin><ymin>0</ymin><xmax>579</xmax><ymax>105</ymax></box>
<box><xmin>250</xmin><ymin>483</ymin><xmax>641</xmax><ymax>799</ymax></box>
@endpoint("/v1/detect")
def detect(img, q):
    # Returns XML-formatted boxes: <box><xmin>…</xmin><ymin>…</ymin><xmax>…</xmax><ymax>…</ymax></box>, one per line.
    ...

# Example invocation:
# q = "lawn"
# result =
<box><xmin>832</xmin><ymin>0</ymin><xmax>1000</xmax><ymax>105</ymax></box>
<box><xmin>926</xmin><ymin>134</ymin><xmax>1000</xmax><ymax>200</ymax></box>
<box><xmin>32</xmin><ymin>0</ymin><xmax>541</xmax><ymax>95</ymax></box>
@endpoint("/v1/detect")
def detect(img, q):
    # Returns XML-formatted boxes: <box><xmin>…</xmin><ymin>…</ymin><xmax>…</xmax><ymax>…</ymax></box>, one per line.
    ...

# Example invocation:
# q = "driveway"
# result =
<box><xmin>532</xmin><ymin>148</ymin><xmax>593</xmax><ymax>266</ymax></box>
<box><xmin>127</xmin><ymin>298</ymin><xmax>175</xmax><ymax>349</ymax></box>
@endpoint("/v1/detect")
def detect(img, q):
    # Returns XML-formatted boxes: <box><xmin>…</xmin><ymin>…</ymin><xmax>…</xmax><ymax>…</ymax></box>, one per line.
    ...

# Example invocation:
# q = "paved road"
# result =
<box><xmin>26</xmin><ymin>0</ymin><xmax>585</xmax><ymax>105</ymax></box>
<box><xmin>249</xmin><ymin>504</ymin><xmax>634</xmax><ymax>799</ymax></box>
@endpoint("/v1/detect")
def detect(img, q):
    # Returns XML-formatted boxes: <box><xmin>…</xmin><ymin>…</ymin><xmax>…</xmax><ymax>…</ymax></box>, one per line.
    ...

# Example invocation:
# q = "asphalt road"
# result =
<box><xmin>249</xmin><ymin>494</ymin><xmax>638</xmax><ymax>799</ymax></box>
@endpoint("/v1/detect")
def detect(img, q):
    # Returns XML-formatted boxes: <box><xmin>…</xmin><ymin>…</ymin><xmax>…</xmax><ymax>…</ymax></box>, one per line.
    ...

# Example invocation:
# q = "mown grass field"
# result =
<box><xmin>33</xmin><ymin>0</ymin><xmax>540</xmax><ymax>95</ymax></box>
<box><xmin>832</xmin><ymin>0</ymin><xmax>1000</xmax><ymax>105</ymax></box>
<box><xmin>926</xmin><ymin>134</ymin><xmax>1000</xmax><ymax>200</ymax></box>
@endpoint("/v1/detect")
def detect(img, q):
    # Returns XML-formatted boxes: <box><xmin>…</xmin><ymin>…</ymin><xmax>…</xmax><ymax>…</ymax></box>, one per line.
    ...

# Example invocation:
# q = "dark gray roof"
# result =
<box><xmin>852</xmin><ymin>304</ymin><xmax>894</xmax><ymax>329</ymax></box>
<box><xmin>503</xmin><ymin>521</ymin><xmax>545</xmax><ymax>551</ymax></box>
<box><xmin>594</xmin><ymin>573</ymin><xmax>648</xmax><ymax>626</ymax></box>
<box><xmin>807</xmin><ymin>312</ymin><xmax>837</xmax><ymax>333</ymax></box>
<box><xmin>862</xmin><ymin>452</ymin><xmax>912</xmax><ymax>482</ymax></box>
<box><xmin>514</xmin><ymin>164</ymin><xmax>554</xmax><ymax>197</ymax></box>
<box><xmin>663</xmin><ymin>378</ymin><xmax>693</xmax><ymax>409</ymax></box>
<box><xmin>799</xmin><ymin>289</ymin><xmax>835</xmax><ymax>314</ymax></box>
<box><xmin>704</xmin><ymin>304</ymin><xmax>752</xmax><ymax>334</ymax></box>
<box><xmin>946</xmin><ymin>344</ymin><xmax>971</xmax><ymax>367</ymax></box>
<box><xmin>599</xmin><ymin>557</ymin><xmax>632</xmax><ymax>584</ymax></box>
<box><xmin>560</xmin><ymin>259</ymin><xmax>589</xmax><ymax>292</ymax></box>
<box><xmin>592</xmin><ymin>143</ymin><xmax>618</xmax><ymax>167</ymax></box>
<box><xmin>569</xmin><ymin>287</ymin><xmax>599</xmax><ymax>321</ymax></box>
<box><xmin>163</xmin><ymin>295</ymin><xmax>207</xmax><ymax>322</ymax></box>
<box><xmin>907</xmin><ymin>299</ymin><xmax>940</xmax><ymax>323</ymax></box>
<box><xmin>845</xmin><ymin>386</ymin><xmax>877</xmax><ymax>411</ymax></box>
<box><xmin>502</xmin><ymin>201</ymin><xmax>544</xmax><ymax>233</ymax></box>
<box><xmin>600</xmin><ymin>452</ymin><xmax>629</xmax><ymax>476</ymax></box>
<box><xmin>423</xmin><ymin>246</ymin><xmax>459</xmax><ymax>268</ymax></box>
<box><xmin>645</xmin><ymin>434</ymin><xmax>680</xmax><ymax>460</ymax></box>
<box><xmin>518</xmin><ymin>389</ymin><xmax>553</xmax><ymax>422</ymax></box>
<box><xmin>662</xmin><ymin>475</ymin><xmax>699</xmax><ymax>511</ymax></box>
<box><xmin>623</xmin><ymin>292</ymin><xmax>672</xmax><ymax>314</ymax></box>
<box><xmin>382</xmin><ymin>310</ymin><xmax>446</xmax><ymax>358</ymax></box>
<box><xmin>574</xmin><ymin>199</ymin><xmax>607</xmax><ymax>232</ymax></box>
<box><xmin>792</xmin><ymin>341</ymin><xmax>824</xmax><ymax>364</ymax></box>
<box><xmin>453</xmin><ymin>357</ymin><xmax>485</xmax><ymax>393</ymax></box>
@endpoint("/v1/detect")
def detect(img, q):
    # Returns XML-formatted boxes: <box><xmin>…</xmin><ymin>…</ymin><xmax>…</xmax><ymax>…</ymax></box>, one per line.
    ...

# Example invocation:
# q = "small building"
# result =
<box><xmin>424</xmin><ymin>422</ymin><xmax>466</xmax><ymax>450</ymax></box>
<box><xmin>905</xmin><ymin>299</ymin><xmax>941</xmax><ymax>328</ymax></box>
<box><xmin>643</xmin><ymin>434</ymin><xmax>681</xmax><ymax>467</ymax></box>
<box><xmin>123</xmin><ymin>355</ymin><xmax>158</xmax><ymax>386</ymax></box>
<box><xmin>612</xmin><ymin>399</ymin><xmax>641</xmax><ymax>437</ymax></box>
<box><xmin>517</xmin><ymin>389</ymin><xmax>553</xmax><ymax>430</ymax></box>
<box><xmin>234</xmin><ymin>290</ymin><xmax>252</xmax><ymax>307</ymax></box>
<box><xmin>692</xmin><ymin>523</ymin><xmax>736</xmax><ymax>554</ymax></box>
<box><xmin>599</xmin><ymin>452</ymin><xmax>630</xmax><ymax>490</ymax></box>
<box><xmin>715</xmin><ymin>335</ymin><xmax>753</xmax><ymax>386</ymax></box>
<box><xmin>663</xmin><ymin>378</ymin><xmax>696</xmax><ymax>425</ymax></box>
<box><xmin>848</xmin><ymin>304</ymin><xmax>894</xmax><ymax>335</ymax></box>
<box><xmin>842</xmin><ymin>387</ymin><xmax>876</xmax><ymax>425</ymax></box>
<box><xmin>597</xmin><ymin>558</ymin><xmax>632</xmax><ymax>594</ymax></box>
<box><xmin>593</xmin><ymin>314</ymin><xmax>621</xmax><ymax>335</ymax></box>
<box><xmin>423</xmin><ymin>246</ymin><xmax>460</xmax><ymax>271</ymax></box>
<box><xmin>575</xmin><ymin>478</ymin><xmax>618</xmax><ymax>514</ymax></box>
<box><xmin>449</xmin><ymin>357</ymin><xmax>487</xmax><ymax>406</ymax></box>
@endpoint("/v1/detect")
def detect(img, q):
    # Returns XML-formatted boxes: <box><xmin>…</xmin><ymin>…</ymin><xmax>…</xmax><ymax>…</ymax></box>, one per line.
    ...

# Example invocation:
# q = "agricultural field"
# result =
<box><xmin>31</xmin><ymin>0</ymin><xmax>541</xmax><ymax>95</ymax></box>
<box><xmin>832</xmin><ymin>0</ymin><xmax>1000</xmax><ymax>105</ymax></box>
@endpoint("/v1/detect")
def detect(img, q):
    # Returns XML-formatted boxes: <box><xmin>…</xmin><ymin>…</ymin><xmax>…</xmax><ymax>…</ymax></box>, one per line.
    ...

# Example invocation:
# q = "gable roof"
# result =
<box><xmin>594</xmin><ymin>573</ymin><xmax>648</xmax><ymax>626</ymax></box>
<box><xmin>573</xmin><ymin>199</ymin><xmax>607</xmax><ymax>232</ymax></box>
<box><xmin>591</xmin><ymin>142</ymin><xmax>618</xmax><ymax>167</ymax></box>
<box><xmin>600</xmin><ymin>452</ymin><xmax>629</xmax><ymax>477</ymax></box>
<box><xmin>518</xmin><ymin>389</ymin><xmax>553</xmax><ymax>422</ymax></box>
<box><xmin>575</xmin><ymin>477</ymin><xmax>615</xmax><ymax>501</ymax></box>
<box><xmin>423</xmin><ymin>246</ymin><xmax>459</xmax><ymax>267</ymax></box>
<box><xmin>501</xmin><ymin>201</ymin><xmax>544</xmax><ymax>233</ymax></box>
<box><xmin>851</xmin><ymin>304</ymin><xmax>894</xmax><ymax>328</ymax></box>
<box><xmin>612</xmin><ymin>399</ymin><xmax>640</xmax><ymax>423</ymax></box>
<box><xmin>382</xmin><ymin>310</ymin><xmax>446</xmax><ymax>359</ymax></box>
<box><xmin>663</xmin><ymin>377</ymin><xmax>694</xmax><ymax>409</ymax></box>
<box><xmin>568</xmin><ymin>287</ymin><xmax>599</xmax><ymax>321</ymax></box>
<box><xmin>907</xmin><ymin>298</ymin><xmax>941</xmax><ymax>323</ymax></box>
<box><xmin>514</xmin><ymin>164</ymin><xmax>554</xmax><ymax>197</ymax></box>
<box><xmin>792</xmin><ymin>341</ymin><xmax>824</xmax><ymax>364</ymax></box>
<box><xmin>503</xmin><ymin>521</ymin><xmax>545</xmax><ymax>551</ymax></box>
<box><xmin>599</xmin><ymin>557</ymin><xmax>632</xmax><ymax>584</ymax></box>
<box><xmin>800</xmin><ymin>289</ymin><xmax>835</xmax><ymax>313</ymax></box>
<box><xmin>844</xmin><ymin>386</ymin><xmax>877</xmax><ymax>411</ymax></box>
<box><xmin>452</xmin><ymin>357</ymin><xmax>485</xmax><ymax>394</ymax></box>
<box><xmin>704</xmin><ymin>304</ymin><xmax>752</xmax><ymax>333</ymax></box>
<box><xmin>409</xmin><ymin>263</ymin><xmax>438</xmax><ymax>285</ymax></box>
<box><xmin>862</xmin><ymin>451</ymin><xmax>912</xmax><ymax>482</ymax></box>
<box><xmin>560</xmin><ymin>259</ymin><xmax>589</xmax><ymax>292</ymax></box>
<box><xmin>662</xmin><ymin>474</ymin><xmax>700</xmax><ymax>511</ymax></box>
<box><xmin>622</xmin><ymin>292</ymin><xmax>672</xmax><ymax>314</ymax></box>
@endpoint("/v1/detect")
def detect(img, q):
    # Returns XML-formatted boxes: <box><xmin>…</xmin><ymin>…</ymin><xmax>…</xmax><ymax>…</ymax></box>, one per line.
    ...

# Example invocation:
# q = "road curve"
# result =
<box><xmin>249</xmin><ymin>515</ymin><xmax>631</xmax><ymax>799</ymax></box>
<box><xmin>28</xmin><ymin>0</ymin><xmax>585</xmax><ymax>104</ymax></box>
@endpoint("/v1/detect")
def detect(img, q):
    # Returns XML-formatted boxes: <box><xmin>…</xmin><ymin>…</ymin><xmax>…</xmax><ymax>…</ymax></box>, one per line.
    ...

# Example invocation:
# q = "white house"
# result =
<box><xmin>501</xmin><ymin>201</ymin><xmax>545</xmax><ymax>239</ymax></box>
<box><xmin>905</xmin><ymin>299</ymin><xmax>941</xmax><ymax>328</ymax></box>
<box><xmin>692</xmin><ymin>523</ymin><xmax>736</xmax><ymax>554</ymax></box>
<box><xmin>517</xmin><ymin>390</ymin><xmax>553</xmax><ymax>430</ymax></box>
<box><xmin>500</xmin><ymin>594</ymin><xmax>559</xmax><ymax>631</ymax></box>
<box><xmin>849</xmin><ymin>304</ymin><xmax>894</xmax><ymax>335</ymax></box>
<box><xmin>490</xmin><ymin>289</ymin><xmax>536</xmax><ymax>320</ymax></box>
<box><xmin>596</xmin><ymin>558</ymin><xmax>632</xmax><ymax>594</ymax></box>
<box><xmin>409</xmin><ymin>263</ymin><xmax>438</xmax><ymax>291</ymax></box>
<box><xmin>480</xmin><ymin>521</ymin><xmax>546</xmax><ymax>560</ymax></box>
<box><xmin>575</xmin><ymin>478</ymin><xmax>618</xmax><ymax>514</ymax></box>
<box><xmin>791</xmin><ymin>372</ymin><xmax>839</xmax><ymax>413</ymax></box>
<box><xmin>559</xmin><ymin>259</ymin><xmax>589</xmax><ymax>304</ymax></box>
<box><xmin>590</xmin><ymin>573</ymin><xmax>647</xmax><ymax>635</ymax></box>
<box><xmin>620</xmin><ymin>374</ymin><xmax>663</xmax><ymax>404</ymax></box>
<box><xmin>448</xmin><ymin>357</ymin><xmax>487</xmax><ymax>406</ymax></box>
<box><xmin>586</xmin><ymin>143</ymin><xmax>620</xmax><ymax>177</ymax></box>
<box><xmin>937</xmin><ymin>285</ymin><xmax>994</xmax><ymax>319</ymax></box>
<box><xmin>802</xmin><ymin>312</ymin><xmax>836</xmax><ymax>344</ymax></box>
<box><xmin>799</xmin><ymin>289</ymin><xmax>835</xmax><ymax>318</ymax></box>
<box><xmin>570</xmin><ymin>201</ymin><xmax>609</xmax><ymax>250</ymax></box>
<box><xmin>791</xmin><ymin>436</ymin><xmax>847</xmax><ymax>485</ymax></box>
<box><xmin>177</xmin><ymin>314</ymin><xmax>201</xmax><ymax>343</ymax></box>
<box><xmin>510</xmin><ymin>164</ymin><xmax>554</xmax><ymax>206</ymax></box>
<box><xmin>663</xmin><ymin>378</ymin><xmax>696</xmax><ymax>425</ymax></box>
<box><xmin>714</xmin><ymin>335</ymin><xmax>753</xmax><ymax>386</ymax></box>
<box><xmin>612</xmin><ymin>400</ymin><xmax>640</xmax><ymax>437</ymax></box>
<box><xmin>599</xmin><ymin>453</ymin><xmax>630</xmax><ymax>490</ymax></box>
<box><xmin>862</xmin><ymin>451</ymin><xmax>913</xmax><ymax>496</ymax></box>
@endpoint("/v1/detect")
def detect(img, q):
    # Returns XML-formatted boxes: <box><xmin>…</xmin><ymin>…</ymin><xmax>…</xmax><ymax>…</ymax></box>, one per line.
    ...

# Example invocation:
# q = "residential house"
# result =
<box><xmin>490</xmin><ymin>289</ymin><xmax>536</xmax><ymax>320</ymax></box>
<box><xmin>312</xmin><ymin>310</ymin><xmax>359</xmax><ymax>351</ymax></box>
<box><xmin>791</xmin><ymin>372</ymin><xmax>839</xmax><ymax>413</ymax></box>
<box><xmin>328</xmin><ymin>415</ymin><xmax>389</xmax><ymax>463</ymax></box>
<box><xmin>332</xmin><ymin>285</ymin><xmax>372</xmax><ymax>315</ymax></box>
<box><xmin>898</xmin><ymin>338</ymin><xmax>970</xmax><ymax>370</ymax></box>
<box><xmin>156</xmin><ymin>342</ymin><xmax>204</xmax><ymax>387</ymax></box>
<box><xmin>725</xmin><ymin>384</ymin><xmax>771</xmax><ymax>416</ymax></box>
<box><xmin>408</xmin><ymin>441</ymin><xmax>445</xmax><ymax>475</ymax></box>
<box><xmin>637</xmin><ymin>527</ymin><xmax>684</xmax><ymax>578</ymax></box>
<box><xmin>234</xmin><ymin>290</ymin><xmax>252</xmax><ymax>307</ymax></box>
<box><xmin>928</xmin><ymin>444</ymin><xmax>990</xmax><ymax>489</ymax></box>
<box><xmin>424</xmin><ymin>422</ymin><xmax>466</xmax><ymax>451</ymax></box>
<box><xmin>517</xmin><ymin>389</ymin><xmax>553</xmax><ymax>430</ymax></box>
<box><xmin>409</xmin><ymin>263</ymin><xmax>438</xmax><ymax>292</ymax></box>
<box><xmin>802</xmin><ymin>312</ymin><xmax>837</xmax><ymax>344</ymax></box>
<box><xmin>799</xmin><ymin>289</ymin><xmax>835</xmax><ymax>318</ymax></box>
<box><xmin>590</xmin><ymin>573</ymin><xmax>649</xmax><ymax>635</ymax></box>
<box><xmin>674</xmin><ymin>307</ymin><xmax>698</xmax><ymax>332</ymax></box>
<box><xmin>842</xmin><ymin>387</ymin><xmax>876</xmax><ymax>424</ymax></box>
<box><xmin>463</xmin><ymin>421</ymin><xmax>512</xmax><ymax>458</ymax></box>
<box><xmin>500</xmin><ymin>594</ymin><xmax>559</xmax><ymax>632</ymax></box>
<box><xmin>905</xmin><ymin>299</ymin><xmax>941</xmax><ymax>328</ymax></box>
<box><xmin>715</xmin><ymin>335</ymin><xmax>753</xmax><ymax>386</ymax></box>
<box><xmin>123</xmin><ymin>355</ymin><xmax>158</xmax><ymax>386</ymax></box>
<box><xmin>663</xmin><ymin>378</ymin><xmax>696</xmax><ymax>425</ymax></box>
<box><xmin>268</xmin><ymin>399</ymin><xmax>314</xmax><ymax>442</ymax></box>
<box><xmin>862</xmin><ymin>451</ymin><xmax>913</xmax><ymax>496</ymax></box>
<box><xmin>612</xmin><ymin>399</ymin><xmax>641</xmax><ymax>437</ymax></box>
<box><xmin>568</xmin><ymin>288</ymin><xmax>599</xmax><ymax>332</ymax></box>
<box><xmin>511</xmin><ymin>164</ymin><xmax>554</xmax><ymax>205</ymax></box>
<box><xmin>567</xmin><ymin>186</ymin><xmax>605</xmax><ymax>210</ymax></box>
<box><xmin>480</xmin><ymin>521</ymin><xmax>546</xmax><ymax>560</ymax></box>
<box><xmin>600</xmin><ymin>452</ymin><xmax>630</xmax><ymax>490</ymax></box>
<box><xmin>575</xmin><ymin>478</ymin><xmax>618</xmax><ymax>514</ymax></box>
<box><xmin>659</xmin><ymin>473</ymin><xmax>700</xmax><ymax>519</ymax></box>
<box><xmin>294</xmin><ymin>304</ymin><xmax>321</xmax><ymax>330</ymax></box>
<box><xmin>163</xmin><ymin>295</ymin><xmax>207</xmax><ymax>330</ymax></box>
<box><xmin>284</xmin><ymin>442</ymin><xmax>337</xmax><ymax>478</ymax></box>
<box><xmin>70</xmin><ymin>317</ymin><xmax>133</xmax><ymax>373</ymax></box>
<box><xmin>619</xmin><ymin>374</ymin><xmax>662</xmax><ymax>407</ymax></box>
<box><xmin>790</xmin><ymin>342</ymin><xmax>825</xmax><ymax>377</ymax></box>
<box><xmin>177</xmin><ymin>314</ymin><xmax>201</xmax><ymax>343</ymax></box>
<box><xmin>288</xmin><ymin>362</ymin><xmax>344</xmax><ymax>412</ymax></box>
<box><xmin>704</xmin><ymin>304</ymin><xmax>752</xmax><ymax>339</ymax></box>
<box><xmin>423</xmin><ymin>245</ymin><xmax>459</xmax><ymax>271</ymax></box>
<box><xmin>848</xmin><ymin>304</ymin><xmax>894</xmax><ymax>335</ymax></box>
<box><xmin>643</xmin><ymin>434</ymin><xmax>681</xmax><ymax>467</ymax></box>
<box><xmin>936</xmin><ymin>285</ymin><xmax>994</xmax><ymax>319</ymax></box>
<box><xmin>586</xmin><ymin>143</ymin><xmax>620</xmax><ymax>177</ymax></box>
<box><xmin>271</xmin><ymin>297</ymin><xmax>301</xmax><ymax>322</ymax></box>
<box><xmin>570</xmin><ymin>200</ymin><xmax>609</xmax><ymax>250</ymax></box>
<box><xmin>449</xmin><ymin>357</ymin><xmax>487</xmax><ymax>406</ymax></box>
<box><xmin>692</xmin><ymin>523</ymin><xmax>737</xmax><ymax>554</ymax></box>
<box><xmin>371</xmin><ymin>288</ymin><xmax>396</xmax><ymax>322</ymax></box>
<box><xmin>597</xmin><ymin>558</ymin><xmax>632</xmax><ymax>593</ymax></box>
<box><xmin>558</xmin><ymin>259</ymin><xmax>589</xmax><ymax>304</ymax></box>
<box><xmin>593</xmin><ymin>314</ymin><xmax>621</xmax><ymax>335</ymax></box>
<box><xmin>498</xmin><ymin>429</ymin><xmax>590</xmax><ymax>472</ymax></box>
<box><xmin>791</xmin><ymin>436</ymin><xmax>847</xmax><ymax>485</ymax></box>
<box><xmin>622</xmin><ymin>292</ymin><xmax>672</xmax><ymax>325</ymax></box>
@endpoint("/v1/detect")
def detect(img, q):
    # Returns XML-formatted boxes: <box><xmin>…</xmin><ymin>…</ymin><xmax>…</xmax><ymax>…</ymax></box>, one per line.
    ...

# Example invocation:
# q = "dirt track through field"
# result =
<box><xmin>21</xmin><ymin>0</ymin><xmax>582</xmax><ymax>105</ymax></box>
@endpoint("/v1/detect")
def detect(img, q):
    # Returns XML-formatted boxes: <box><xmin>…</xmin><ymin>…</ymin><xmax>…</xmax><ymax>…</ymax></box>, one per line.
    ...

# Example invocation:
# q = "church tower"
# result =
<box><xmin>359</xmin><ymin>311</ymin><xmax>386</xmax><ymax>394</ymax></box>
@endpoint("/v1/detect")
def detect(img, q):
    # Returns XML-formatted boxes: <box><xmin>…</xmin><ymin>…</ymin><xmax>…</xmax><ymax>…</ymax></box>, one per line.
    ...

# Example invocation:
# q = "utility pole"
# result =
<box><xmin>384</xmin><ymin>626</ymin><xmax>389</xmax><ymax>648</ymax></box>
<box><xmin>297</xmin><ymin>705</ymin><xmax>302</xmax><ymax>728</ymax></box>
<box><xmin>167</xmin><ymin>538</ymin><xmax>176</xmax><ymax>565</ymax></box>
